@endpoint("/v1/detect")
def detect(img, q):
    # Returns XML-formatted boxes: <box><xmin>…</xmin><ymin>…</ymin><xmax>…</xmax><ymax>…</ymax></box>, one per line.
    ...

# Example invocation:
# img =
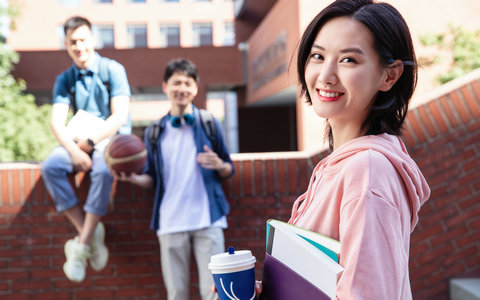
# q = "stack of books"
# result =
<box><xmin>262</xmin><ymin>219</ymin><xmax>343</xmax><ymax>300</ymax></box>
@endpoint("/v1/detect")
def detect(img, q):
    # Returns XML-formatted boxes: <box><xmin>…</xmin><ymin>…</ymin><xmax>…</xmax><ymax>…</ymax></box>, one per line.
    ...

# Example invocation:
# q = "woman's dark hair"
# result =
<box><xmin>163</xmin><ymin>58</ymin><xmax>199</xmax><ymax>83</ymax></box>
<box><xmin>63</xmin><ymin>16</ymin><xmax>92</xmax><ymax>35</ymax></box>
<box><xmin>297</xmin><ymin>0</ymin><xmax>417</xmax><ymax>147</ymax></box>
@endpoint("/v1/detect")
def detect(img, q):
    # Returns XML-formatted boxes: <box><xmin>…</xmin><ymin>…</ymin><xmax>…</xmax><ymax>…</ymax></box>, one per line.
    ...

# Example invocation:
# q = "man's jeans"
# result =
<box><xmin>41</xmin><ymin>146</ymin><xmax>113</xmax><ymax>216</ymax></box>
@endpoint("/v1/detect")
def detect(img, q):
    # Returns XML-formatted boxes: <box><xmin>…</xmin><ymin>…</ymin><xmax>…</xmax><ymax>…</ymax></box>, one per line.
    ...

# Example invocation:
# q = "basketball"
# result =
<box><xmin>104</xmin><ymin>134</ymin><xmax>147</xmax><ymax>175</ymax></box>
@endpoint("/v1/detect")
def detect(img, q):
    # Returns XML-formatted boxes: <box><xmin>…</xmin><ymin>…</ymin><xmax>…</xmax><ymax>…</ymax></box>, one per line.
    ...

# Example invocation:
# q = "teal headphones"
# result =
<box><xmin>170</xmin><ymin>105</ymin><xmax>195</xmax><ymax>128</ymax></box>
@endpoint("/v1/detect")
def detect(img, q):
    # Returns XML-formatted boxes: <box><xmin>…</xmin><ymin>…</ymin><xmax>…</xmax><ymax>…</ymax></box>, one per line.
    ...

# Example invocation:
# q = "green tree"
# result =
<box><xmin>0</xmin><ymin>19</ymin><xmax>56</xmax><ymax>162</ymax></box>
<box><xmin>420</xmin><ymin>25</ymin><xmax>480</xmax><ymax>84</ymax></box>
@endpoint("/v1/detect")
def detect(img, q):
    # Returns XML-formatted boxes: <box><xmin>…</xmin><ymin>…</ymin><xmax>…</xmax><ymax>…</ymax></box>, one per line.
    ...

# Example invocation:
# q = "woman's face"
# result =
<box><xmin>304</xmin><ymin>17</ymin><xmax>391</xmax><ymax>131</ymax></box>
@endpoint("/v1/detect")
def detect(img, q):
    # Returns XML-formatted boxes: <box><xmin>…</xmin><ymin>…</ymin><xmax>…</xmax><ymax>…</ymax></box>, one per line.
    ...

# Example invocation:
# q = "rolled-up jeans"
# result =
<box><xmin>41</xmin><ymin>146</ymin><xmax>113</xmax><ymax>216</ymax></box>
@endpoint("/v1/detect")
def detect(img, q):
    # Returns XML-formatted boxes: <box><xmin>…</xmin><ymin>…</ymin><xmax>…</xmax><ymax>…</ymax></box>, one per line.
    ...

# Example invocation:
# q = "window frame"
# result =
<box><xmin>192</xmin><ymin>22</ymin><xmax>213</xmax><ymax>47</ymax></box>
<box><xmin>126</xmin><ymin>24</ymin><xmax>148</xmax><ymax>48</ymax></box>
<box><xmin>159</xmin><ymin>23</ymin><xmax>180</xmax><ymax>48</ymax></box>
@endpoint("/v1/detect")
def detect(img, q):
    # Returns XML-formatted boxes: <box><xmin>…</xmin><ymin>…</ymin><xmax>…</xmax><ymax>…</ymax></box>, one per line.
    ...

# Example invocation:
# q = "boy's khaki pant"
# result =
<box><xmin>158</xmin><ymin>226</ymin><xmax>225</xmax><ymax>300</ymax></box>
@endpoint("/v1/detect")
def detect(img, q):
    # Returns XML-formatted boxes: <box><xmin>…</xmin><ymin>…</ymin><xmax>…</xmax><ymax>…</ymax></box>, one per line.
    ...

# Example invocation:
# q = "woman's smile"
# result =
<box><xmin>317</xmin><ymin>88</ymin><xmax>344</xmax><ymax>102</ymax></box>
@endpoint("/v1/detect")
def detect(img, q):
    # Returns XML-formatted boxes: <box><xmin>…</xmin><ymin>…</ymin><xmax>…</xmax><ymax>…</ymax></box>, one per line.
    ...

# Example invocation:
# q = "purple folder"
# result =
<box><xmin>261</xmin><ymin>253</ymin><xmax>331</xmax><ymax>300</ymax></box>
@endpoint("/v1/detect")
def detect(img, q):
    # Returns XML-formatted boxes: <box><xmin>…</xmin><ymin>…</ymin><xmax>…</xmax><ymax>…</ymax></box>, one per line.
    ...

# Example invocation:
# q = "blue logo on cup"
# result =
<box><xmin>213</xmin><ymin>268</ymin><xmax>256</xmax><ymax>300</ymax></box>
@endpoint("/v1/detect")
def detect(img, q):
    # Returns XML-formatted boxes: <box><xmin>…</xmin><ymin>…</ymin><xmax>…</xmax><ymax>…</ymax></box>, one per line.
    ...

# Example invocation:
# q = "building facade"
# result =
<box><xmin>8</xmin><ymin>0</ymin><xmax>235</xmax><ymax>50</ymax></box>
<box><xmin>8</xmin><ymin>0</ymin><xmax>480</xmax><ymax>153</ymax></box>
<box><xmin>2</xmin><ymin>2</ymin><xmax>480</xmax><ymax>299</ymax></box>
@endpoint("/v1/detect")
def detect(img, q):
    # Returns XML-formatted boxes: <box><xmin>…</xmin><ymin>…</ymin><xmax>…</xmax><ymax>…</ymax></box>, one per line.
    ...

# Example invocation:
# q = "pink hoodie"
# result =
<box><xmin>289</xmin><ymin>133</ymin><xmax>430</xmax><ymax>300</ymax></box>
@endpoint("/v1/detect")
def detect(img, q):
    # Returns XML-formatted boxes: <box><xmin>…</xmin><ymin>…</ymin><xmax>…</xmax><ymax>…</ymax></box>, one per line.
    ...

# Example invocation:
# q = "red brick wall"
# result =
<box><xmin>404</xmin><ymin>73</ymin><xmax>480</xmax><ymax>300</ymax></box>
<box><xmin>1</xmin><ymin>71</ymin><xmax>480</xmax><ymax>299</ymax></box>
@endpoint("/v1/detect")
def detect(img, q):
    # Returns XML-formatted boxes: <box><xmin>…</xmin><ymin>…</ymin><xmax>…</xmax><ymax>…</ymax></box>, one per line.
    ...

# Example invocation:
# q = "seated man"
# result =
<box><xmin>41</xmin><ymin>16</ymin><xmax>131</xmax><ymax>283</ymax></box>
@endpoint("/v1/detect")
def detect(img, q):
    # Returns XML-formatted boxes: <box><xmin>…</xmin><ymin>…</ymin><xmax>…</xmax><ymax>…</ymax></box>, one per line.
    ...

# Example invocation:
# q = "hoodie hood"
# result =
<box><xmin>323</xmin><ymin>133</ymin><xmax>430</xmax><ymax>229</ymax></box>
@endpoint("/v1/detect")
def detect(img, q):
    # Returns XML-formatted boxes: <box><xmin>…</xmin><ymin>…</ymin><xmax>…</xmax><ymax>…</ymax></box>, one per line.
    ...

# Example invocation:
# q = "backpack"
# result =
<box><xmin>148</xmin><ymin>109</ymin><xmax>218</xmax><ymax>153</ymax></box>
<box><xmin>66</xmin><ymin>57</ymin><xmax>132</xmax><ymax>134</ymax></box>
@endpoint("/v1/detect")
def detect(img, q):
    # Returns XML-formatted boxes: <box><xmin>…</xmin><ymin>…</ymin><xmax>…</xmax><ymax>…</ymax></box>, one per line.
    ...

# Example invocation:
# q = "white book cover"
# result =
<box><xmin>266</xmin><ymin>219</ymin><xmax>344</xmax><ymax>299</ymax></box>
<box><xmin>268</xmin><ymin>219</ymin><xmax>341</xmax><ymax>263</ymax></box>
<box><xmin>66</xmin><ymin>110</ymin><xmax>110</xmax><ymax>149</ymax></box>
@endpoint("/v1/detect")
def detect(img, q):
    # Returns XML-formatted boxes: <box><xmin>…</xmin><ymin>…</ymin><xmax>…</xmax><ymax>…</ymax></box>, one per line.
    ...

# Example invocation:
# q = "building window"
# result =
<box><xmin>127</xmin><ymin>0</ymin><xmax>146</xmax><ymax>3</ymax></box>
<box><xmin>159</xmin><ymin>24</ymin><xmax>180</xmax><ymax>48</ymax></box>
<box><xmin>127</xmin><ymin>24</ymin><xmax>147</xmax><ymax>48</ymax></box>
<box><xmin>59</xmin><ymin>0</ymin><xmax>80</xmax><ymax>6</ymax></box>
<box><xmin>95</xmin><ymin>0</ymin><xmax>112</xmax><ymax>3</ymax></box>
<box><xmin>94</xmin><ymin>25</ymin><xmax>114</xmax><ymax>48</ymax></box>
<box><xmin>192</xmin><ymin>22</ymin><xmax>212</xmax><ymax>47</ymax></box>
<box><xmin>223</xmin><ymin>21</ymin><xmax>235</xmax><ymax>46</ymax></box>
<box><xmin>57</xmin><ymin>26</ymin><xmax>65</xmax><ymax>49</ymax></box>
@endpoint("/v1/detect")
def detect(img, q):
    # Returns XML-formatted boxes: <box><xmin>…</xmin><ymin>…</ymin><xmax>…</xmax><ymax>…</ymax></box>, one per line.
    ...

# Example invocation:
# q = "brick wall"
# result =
<box><xmin>1</xmin><ymin>70</ymin><xmax>480</xmax><ymax>299</ymax></box>
<box><xmin>404</xmin><ymin>70</ymin><xmax>480</xmax><ymax>300</ymax></box>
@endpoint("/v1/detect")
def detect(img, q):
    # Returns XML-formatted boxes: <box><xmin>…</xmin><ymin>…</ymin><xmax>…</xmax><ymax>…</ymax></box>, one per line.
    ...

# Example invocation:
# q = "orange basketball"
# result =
<box><xmin>104</xmin><ymin>134</ymin><xmax>147</xmax><ymax>175</ymax></box>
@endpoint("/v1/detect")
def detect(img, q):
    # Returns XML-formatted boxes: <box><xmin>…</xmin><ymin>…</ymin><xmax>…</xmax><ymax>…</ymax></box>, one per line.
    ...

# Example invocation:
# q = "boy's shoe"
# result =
<box><xmin>89</xmin><ymin>222</ymin><xmax>109</xmax><ymax>271</ymax></box>
<box><xmin>63</xmin><ymin>238</ymin><xmax>90</xmax><ymax>282</ymax></box>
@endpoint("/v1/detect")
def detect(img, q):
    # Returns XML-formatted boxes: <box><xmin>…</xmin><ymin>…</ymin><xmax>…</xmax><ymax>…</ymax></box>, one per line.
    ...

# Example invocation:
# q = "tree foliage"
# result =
<box><xmin>0</xmin><ymin>44</ymin><xmax>56</xmax><ymax>162</ymax></box>
<box><xmin>0</xmin><ymin>2</ymin><xmax>57</xmax><ymax>162</ymax></box>
<box><xmin>420</xmin><ymin>25</ymin><xmax>480</xmax><ymax>84</ymax></box>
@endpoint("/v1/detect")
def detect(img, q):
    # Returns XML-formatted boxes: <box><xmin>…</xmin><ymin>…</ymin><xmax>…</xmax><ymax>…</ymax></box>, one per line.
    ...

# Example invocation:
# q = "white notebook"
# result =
<box><xmin>266</xmin><ymin>219</ymin><xmax>344</xmax><ymax>299</ymax></box>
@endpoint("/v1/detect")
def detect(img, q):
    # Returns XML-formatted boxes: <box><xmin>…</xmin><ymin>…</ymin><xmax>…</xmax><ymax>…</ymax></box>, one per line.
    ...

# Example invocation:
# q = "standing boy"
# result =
<box><xmin>41</xmin><ymin>16</ymin><xmax>131</xmax><ymax>282</ymax></box>
<box><xmin>116</xmin><ymin>58</ymin><xmax>234</xmax><ymax>300</ymax></box>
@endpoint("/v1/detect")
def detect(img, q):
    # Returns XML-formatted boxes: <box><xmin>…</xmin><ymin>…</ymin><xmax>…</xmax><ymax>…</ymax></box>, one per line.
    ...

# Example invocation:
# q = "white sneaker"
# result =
<box><xmin>89</xmin><ymin>222</ymin><xmax>109</xmax><ymax>271</ymax></box>
<box><xmin>63</xmin><ymin>238</ymin><xmax>90</xmax><ymax>282</ymax></box>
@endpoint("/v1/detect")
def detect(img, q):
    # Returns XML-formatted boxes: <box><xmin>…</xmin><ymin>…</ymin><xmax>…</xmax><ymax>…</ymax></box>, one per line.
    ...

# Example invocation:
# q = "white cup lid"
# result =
<box><xmin>208</xmin><ymin>247</ymin><xmax>256</xmax><ymax>270</ymax></box>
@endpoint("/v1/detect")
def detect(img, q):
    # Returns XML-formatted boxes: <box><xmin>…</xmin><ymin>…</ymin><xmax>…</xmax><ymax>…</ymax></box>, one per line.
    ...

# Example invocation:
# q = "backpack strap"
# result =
<box><xmin>98</xmin><ymin>57</ymin><xmax>133</xmax><ymax>134</ymax></box>
<box><xmin>98</xmin><ymin>57</ymin><xmax>111</xmax><ymax>94</ymax></box>
<box><xmin>66</xmin><ymin>66</ymin><xmax>78</xmax><ymax>114</ymax></box>
<box><xmin>199</xmin><ymin>109</ymin><xmax>218</xmax><ymax>153</ymax></box>
<box><xmin>148</xmin><ymin>118</ymin><xmax>162</xmax><ymax>149</ymax></box>
<box><xmin>92</xmin><ymin>57</ymin><xmax>111</xmax><ymax>117</ymax></box>
<box><xmin>147</xmin><ymin>109</ymin><xmax>218</xmax><ymax>153</ymax></box>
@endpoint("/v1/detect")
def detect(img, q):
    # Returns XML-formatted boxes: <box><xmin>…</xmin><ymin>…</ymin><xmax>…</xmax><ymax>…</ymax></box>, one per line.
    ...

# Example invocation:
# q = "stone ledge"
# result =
<box><xmin>450</xmin><ymin>278</ymin><xmax>480</xmax><ymax>300</ymax></box>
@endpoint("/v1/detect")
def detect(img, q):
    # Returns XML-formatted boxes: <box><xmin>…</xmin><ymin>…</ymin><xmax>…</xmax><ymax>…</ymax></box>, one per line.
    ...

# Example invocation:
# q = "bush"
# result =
<box><xmin>0</xmin><ymin>45</ymin><xmax>56</xmax><ymax>162</ymax></box>
<box><xmin>420</xmin><ymin>25</ymin><xmax>480</xmax><ymax>84</ymax></box>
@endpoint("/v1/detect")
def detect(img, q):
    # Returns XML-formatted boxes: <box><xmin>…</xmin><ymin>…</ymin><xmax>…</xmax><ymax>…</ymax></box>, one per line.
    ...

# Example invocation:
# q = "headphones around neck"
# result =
<box><xmin>170</xmin><ymin>112</ymin><xmax>194</xmax><ymax>128</ymax></box>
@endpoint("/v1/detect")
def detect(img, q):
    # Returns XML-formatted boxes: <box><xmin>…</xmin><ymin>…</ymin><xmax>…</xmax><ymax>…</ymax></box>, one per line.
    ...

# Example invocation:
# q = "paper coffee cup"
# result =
<box><xmin>209</xmin><ymin>247</ymin><xmax>257</xmax><ymax>300</ymax></box>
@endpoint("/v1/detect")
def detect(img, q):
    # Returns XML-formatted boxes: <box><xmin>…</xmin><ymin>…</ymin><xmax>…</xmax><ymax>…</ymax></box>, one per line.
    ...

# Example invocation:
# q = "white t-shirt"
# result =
<box><xmin>157</xmin><ymin>120</ymin><xmax>226</xmax><ymax>236</ymax></box>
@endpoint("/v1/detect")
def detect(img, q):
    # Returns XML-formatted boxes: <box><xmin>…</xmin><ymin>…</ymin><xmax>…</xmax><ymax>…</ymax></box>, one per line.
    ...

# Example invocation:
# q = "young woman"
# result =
<box><xmin>285</xmin><ymin>0</ymin><xmax>430</xmax><ymax>299</ymax></box>
<box><xmin>211</xmin><ymin>0</ymin><xmax>430</xmax><ymax>299</ymax></box>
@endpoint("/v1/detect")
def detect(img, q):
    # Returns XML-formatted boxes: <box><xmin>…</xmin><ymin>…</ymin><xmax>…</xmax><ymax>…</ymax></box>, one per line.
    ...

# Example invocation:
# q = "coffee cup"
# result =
<box><xmin>209</xmin><ymin>246</ymin><xmax>257</xmax><ymax>300</ymax></box>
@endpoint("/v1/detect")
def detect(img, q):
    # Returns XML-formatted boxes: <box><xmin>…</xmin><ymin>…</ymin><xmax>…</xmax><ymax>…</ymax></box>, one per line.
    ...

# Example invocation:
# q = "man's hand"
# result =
<box><xmin>76</xmin><ymin>138</ymin><xmax>94</xmax><ymax>154</ymax></box>
<box><xmin>111</xmin><ymin>170</ymin><xmax>135</xmax><ymax>183</ymax></box>
<box><xmin>111</xmin><ymin>170</ymin><xmax>154</xmax><ymax>189</ymax></box>
<box><xmin>197</xmin><ymin>145</ymin><xmax>224</xmax><ymax>170</ymax></box>
<box><xmin>70</xmin><ymin>147</ymin><xmax>93</xmax><ymax>172</ymax></box>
